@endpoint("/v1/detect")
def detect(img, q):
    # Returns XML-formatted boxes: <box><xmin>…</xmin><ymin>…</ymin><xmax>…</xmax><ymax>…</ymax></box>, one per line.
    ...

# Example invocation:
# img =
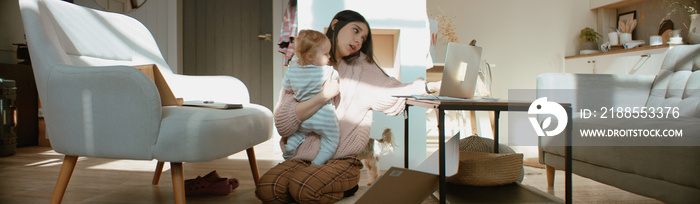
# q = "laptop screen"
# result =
<box><xmin>439</xmin><ymin>42</ymin><xmax>483</xmax><ymax>99</ymax></box>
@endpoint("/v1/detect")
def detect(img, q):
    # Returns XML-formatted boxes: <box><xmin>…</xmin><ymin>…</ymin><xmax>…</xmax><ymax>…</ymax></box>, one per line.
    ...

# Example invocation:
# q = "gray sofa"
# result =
<box><xmin>537</xmin><ymin>45</ymin><xmax>700</xmax><ymax>203</ymax></box>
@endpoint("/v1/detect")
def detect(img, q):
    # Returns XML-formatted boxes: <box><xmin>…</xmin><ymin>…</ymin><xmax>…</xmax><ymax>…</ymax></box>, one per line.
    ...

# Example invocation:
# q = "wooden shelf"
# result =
<box><xmin>372</xmin><ymin>29</ymin><xmax>400</xmax><ymax>70</ymax></box>
<box><xmin>565</xmin><ymin>44</ymin><xmax>674</xmax><ymax>59</ymax></box>
<box><xmin>590</xmin><ymin>0</ymin><xmax>648</xmax><ymax>9</ymax></box>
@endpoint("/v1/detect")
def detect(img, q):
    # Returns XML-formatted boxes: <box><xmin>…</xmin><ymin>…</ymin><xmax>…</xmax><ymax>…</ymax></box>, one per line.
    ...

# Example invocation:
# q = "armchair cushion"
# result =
<box><xmin>168</xmin><ymin>74</ymin><xmax>251</xmax><ymax>104</ymax></box>
<box><xmin>647</xmin><ymin>45</ymin><xmax>700</xmax><ymax>117</ymax></box>
<box><xmin>154</xmin><ymin>104</ymin><xmax>273</xmax><ymax>162</ymax></box>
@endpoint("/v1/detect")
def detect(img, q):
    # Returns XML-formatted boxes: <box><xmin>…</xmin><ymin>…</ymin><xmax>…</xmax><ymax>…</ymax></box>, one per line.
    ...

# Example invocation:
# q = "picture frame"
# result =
<box><xmin>617</xmin><ymin>11</ymin><xmax>636</xmax><ymax>30</ymax></box>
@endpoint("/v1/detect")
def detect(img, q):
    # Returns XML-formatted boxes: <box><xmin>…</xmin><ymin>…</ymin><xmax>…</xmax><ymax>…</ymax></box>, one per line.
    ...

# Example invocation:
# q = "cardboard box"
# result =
<box><xmin>356</xmin><ymin>135</ymin><xmax>460</xmax><ymax>203</ymax></box>
<box><xmin>132</xmin><ymin>64</ymin><xmax>182</xmax><ymax>106</ymax></box>
<box><xmin>356</xmin><ymin>167</ymin><xmax>438</xmax><ymax>204</ymax></box>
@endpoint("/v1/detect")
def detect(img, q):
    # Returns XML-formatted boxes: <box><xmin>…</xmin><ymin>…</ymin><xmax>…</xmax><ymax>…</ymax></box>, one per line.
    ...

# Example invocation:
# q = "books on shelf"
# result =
<box><xmin>181</xmin><ymin>100</ymin><xmax>243</xmax><ymax>109</ymax></box>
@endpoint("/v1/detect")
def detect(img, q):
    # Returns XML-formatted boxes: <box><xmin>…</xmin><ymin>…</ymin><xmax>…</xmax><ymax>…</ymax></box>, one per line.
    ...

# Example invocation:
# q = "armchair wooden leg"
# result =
<box><xmin>246</xmin><ymin>147</ymin><xmax>260</xmax><ymax>186</ymax></box>
<box><xmin>170</xmin><ymin>162</ymin><xmax>186</xmax><ymax>204</ymax></box>
<box><xmin>546</xmin><ymin>165</ymin><xmax>555</xmax><ymax>187</ymax></box>
<box><xmin>51</xmin><ymin>155</ymin><xmax>78</xmax><ymax>204</ymax></box>
<box><xmin>152</xmin><ymin>161</ymin><xmax>165</xmax><ymax>185</ymax></box>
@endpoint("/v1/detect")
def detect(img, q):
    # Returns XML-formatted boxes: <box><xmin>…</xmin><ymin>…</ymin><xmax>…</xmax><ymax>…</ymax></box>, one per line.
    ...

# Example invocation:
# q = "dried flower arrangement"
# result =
<box><xmin>430</xmin><ymin>9</ymin><xmax>460</xmax><ymax>43</ymax></box>
<box><xmin>663</xmin><ymin>0</ymin><xmax>698</xmax><ymax>25</ymax></box>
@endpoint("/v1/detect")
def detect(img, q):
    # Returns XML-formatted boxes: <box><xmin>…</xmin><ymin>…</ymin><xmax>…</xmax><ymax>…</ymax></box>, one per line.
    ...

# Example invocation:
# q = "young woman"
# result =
<box><xmin>256</xmin><ymin>10</ymin><xmax>438</xmax><ymax>203</ymax></box>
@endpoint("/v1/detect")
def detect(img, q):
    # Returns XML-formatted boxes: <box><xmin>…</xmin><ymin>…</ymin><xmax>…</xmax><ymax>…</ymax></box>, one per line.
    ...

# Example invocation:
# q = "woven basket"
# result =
<box><xmin>448</xmin><ymin>150</ymin><xmax>523</xmax><ymax>186</ymax></box>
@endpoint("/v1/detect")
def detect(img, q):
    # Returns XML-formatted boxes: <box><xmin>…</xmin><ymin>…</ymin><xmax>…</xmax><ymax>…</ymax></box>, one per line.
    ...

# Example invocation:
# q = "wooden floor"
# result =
<box><xmin>0</xmin><ymin>139</ymin><xmax>662</xmax><ymax>203</ymax></box>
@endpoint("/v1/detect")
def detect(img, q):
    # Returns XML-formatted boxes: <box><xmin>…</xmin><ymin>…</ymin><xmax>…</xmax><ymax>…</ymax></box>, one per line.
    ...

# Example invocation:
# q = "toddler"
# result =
<box><xmin>281</xmin><ymin>29</ymin><xmax>340</xmax><ymax>165</ymax></box>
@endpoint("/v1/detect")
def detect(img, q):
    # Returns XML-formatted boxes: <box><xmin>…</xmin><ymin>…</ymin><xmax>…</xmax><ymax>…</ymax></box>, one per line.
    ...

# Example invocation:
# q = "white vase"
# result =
<box><xmin>689</xmin><ymin>14</ymin><xmax>700</xmax><ymax>44</ymax></box>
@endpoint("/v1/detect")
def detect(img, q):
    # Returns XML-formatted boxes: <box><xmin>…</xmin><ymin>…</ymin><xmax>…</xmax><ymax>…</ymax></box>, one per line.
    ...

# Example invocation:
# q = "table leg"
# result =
<box><xmin>404</xmin><ymin>104</ymin><xmax>410</xmax><ymax>168</ymax></box>
<box><xmin>493</xmin><ymin>111</ymin><xmax>501</xmax><ymax>153</ymax></box>
<box><xmin>565</xmin><ymin>107</ymin><xmax>573</xmax><ymax>204</ymax></box>
<box><xmin>438</xmin><ymin>108</ymin><xmax>446</xmax><ymax>204</ymax></box>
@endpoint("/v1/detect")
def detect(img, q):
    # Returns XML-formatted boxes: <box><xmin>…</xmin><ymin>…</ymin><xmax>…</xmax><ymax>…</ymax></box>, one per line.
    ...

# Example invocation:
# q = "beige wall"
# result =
<box><xmin>0</xmin><ymin>0</ymin><xmax>25</xmax><ymax>64</ymax></box>
<box><xmin>428</xmin><ymin>0</ymin><xmax>596</xmax><ymax>95</ymax></box>
<box><xmin>427</xmin><ymin>0</ymin><xmax>596</xmax><ymax>156</ymax></box>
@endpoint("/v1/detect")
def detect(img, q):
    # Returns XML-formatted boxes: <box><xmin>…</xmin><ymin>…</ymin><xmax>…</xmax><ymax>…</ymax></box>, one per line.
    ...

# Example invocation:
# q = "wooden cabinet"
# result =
<box><xmin>563</xmin><ymin>57</ymin><xmax>596</xmax><ymax>74</ymax></box>
<box><xmin>565</xmin><ymin>45</ymin><xmax>670</xmax><ymax>75</ymax></box>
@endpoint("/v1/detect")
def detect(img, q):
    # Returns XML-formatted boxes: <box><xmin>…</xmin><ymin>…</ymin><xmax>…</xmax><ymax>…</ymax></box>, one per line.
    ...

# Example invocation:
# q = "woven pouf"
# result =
<box><xmin>448</xmin><ymin>135</ymin><xmax>524</xmax><ymax>186</ymax></box>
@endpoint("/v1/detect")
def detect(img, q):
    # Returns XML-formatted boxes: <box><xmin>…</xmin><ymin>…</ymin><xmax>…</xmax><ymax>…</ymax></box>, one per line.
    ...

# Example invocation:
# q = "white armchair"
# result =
<box><xmin>18</xmin><ymin>0</ymin><xmax>273</xmax><ymax>203</ymax></box>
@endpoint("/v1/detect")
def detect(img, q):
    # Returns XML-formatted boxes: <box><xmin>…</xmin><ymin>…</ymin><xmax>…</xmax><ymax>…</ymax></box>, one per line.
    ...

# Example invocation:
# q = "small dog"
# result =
<box><xmin>359</xmin><ymin>128</ymin><xmax>395</xmax><ymax>186</ymax></box>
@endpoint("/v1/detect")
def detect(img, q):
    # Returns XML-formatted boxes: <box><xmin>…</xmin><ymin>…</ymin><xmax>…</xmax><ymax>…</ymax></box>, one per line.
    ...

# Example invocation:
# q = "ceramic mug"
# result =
<box><xmin>650</xmin><ymin>35</ymin><xmax>663</xmax><ymax>46</ymax></box>
<box><xmin>671</xmin><ymin>29</ymin><xmax>682</xmax><ymax>38</ymax></box>
<box><xmin>619</xmin><ymin>33</ymin><xmax>632</xmax><ymax>45</ymax></box>
<box><xmin>608</xmin><ymin>32</ymin><xmax>619</xmax><ymax>45</ymax></box>
<box><xmin>669</xmin><ymin>37</ymin><xmax>683</xmax><ymax>44</ymax></box>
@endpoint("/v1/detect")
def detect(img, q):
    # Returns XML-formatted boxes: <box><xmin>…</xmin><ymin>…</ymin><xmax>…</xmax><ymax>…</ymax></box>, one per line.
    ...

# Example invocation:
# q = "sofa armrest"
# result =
<box><xmin>537</xmin><ymin>73</ymin><xmax>655</xmax><ymax>111</ymax></box>
<box><xmin>167</xmin><ymin>74</ymin><xmax>250</xmax><ymax>104</ymax></box>
<box><xmin>44</xmin><ymin>64</ymin><xmax>162</xmax><ymax>159</ymax></box>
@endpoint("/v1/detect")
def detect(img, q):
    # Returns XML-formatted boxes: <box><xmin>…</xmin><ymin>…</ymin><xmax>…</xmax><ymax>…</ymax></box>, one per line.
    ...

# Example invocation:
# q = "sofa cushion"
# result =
<box><xmin>647</xmin><ymin>45</ymin><xmax>700</xmax><ymax>118</ymax></box>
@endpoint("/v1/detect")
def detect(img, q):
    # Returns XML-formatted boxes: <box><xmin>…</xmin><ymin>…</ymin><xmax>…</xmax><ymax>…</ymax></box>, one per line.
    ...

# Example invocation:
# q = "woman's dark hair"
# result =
<box><xmin>325</xmin><ymin>10</ymin><xmax>375</xmax><ymax>65</ymax></box>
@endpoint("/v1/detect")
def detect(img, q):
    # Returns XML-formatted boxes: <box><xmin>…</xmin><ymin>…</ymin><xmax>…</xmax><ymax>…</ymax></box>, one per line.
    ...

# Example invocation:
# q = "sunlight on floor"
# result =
<box><xmin>25</xmin><ymin>158</ymin><xmax>62</xmax><ymax>167</ymax></box>
<box><xmin>227</xmin><ymin>135</ymin><xmax>283</xmax><ymax>161</ymax></box>
<box><xmin>24</xmin><ymin>157</ymin><xmax>88</xmax><ymax>167</ymax></box>
<box><xmin>37</xmin><ymin>149</ymin><xmax>62</xmax><ymax>156</ymax></box>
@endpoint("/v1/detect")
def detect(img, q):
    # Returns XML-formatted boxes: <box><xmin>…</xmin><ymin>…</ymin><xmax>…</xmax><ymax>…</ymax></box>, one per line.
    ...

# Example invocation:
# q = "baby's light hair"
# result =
<box><xmin>294</xmin><ymin>30</ymin><xmax>328</xmax><ymax>65</ymax></box>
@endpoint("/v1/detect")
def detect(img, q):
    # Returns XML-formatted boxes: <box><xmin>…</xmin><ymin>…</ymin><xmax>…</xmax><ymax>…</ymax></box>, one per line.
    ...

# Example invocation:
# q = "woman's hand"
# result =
<box><xmin>319</xmin><ymin>77</ymin><xmax>340</xmax><ymax>102</ymax></box>
<box><xmin>295</xmin><ymin>77</ymin><xmax>340</xmax><ymax>121</ymax></box>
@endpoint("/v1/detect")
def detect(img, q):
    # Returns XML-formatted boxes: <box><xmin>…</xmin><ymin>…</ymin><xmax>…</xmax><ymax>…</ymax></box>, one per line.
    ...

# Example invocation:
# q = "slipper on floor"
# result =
<box><xmin>185</xmin><ymin>170</ymin><xmax>220</xmax><ymax>185</ymax></box>
<box><xmin>229</xmin><ymin>178</ymin><xmax>239</xmax><ymax>190</ymax></box>
<box><xmin>186</xmin><ymin>177</ymin><xmax>233</xmax><ymax>196</ymax></box>
<box><xmin>184</xmin><ymin>170</ymin><xmax>240</xmax><ymax>195</ymax></box>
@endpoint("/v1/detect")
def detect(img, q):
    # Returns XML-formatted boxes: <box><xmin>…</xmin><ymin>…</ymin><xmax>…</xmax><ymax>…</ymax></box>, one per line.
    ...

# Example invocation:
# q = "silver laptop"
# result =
<box><xmin>438</xmin><ymin>42</ymin><xmax>482</xmax><ymax>99</ymax></box>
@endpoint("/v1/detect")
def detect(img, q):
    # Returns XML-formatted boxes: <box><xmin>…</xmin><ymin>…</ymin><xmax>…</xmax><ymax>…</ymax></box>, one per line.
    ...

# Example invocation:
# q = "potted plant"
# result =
<box><xmin>579</xmin><ymin>27</ymin><xmax>602</xmax><ymax>54</ymax></box>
